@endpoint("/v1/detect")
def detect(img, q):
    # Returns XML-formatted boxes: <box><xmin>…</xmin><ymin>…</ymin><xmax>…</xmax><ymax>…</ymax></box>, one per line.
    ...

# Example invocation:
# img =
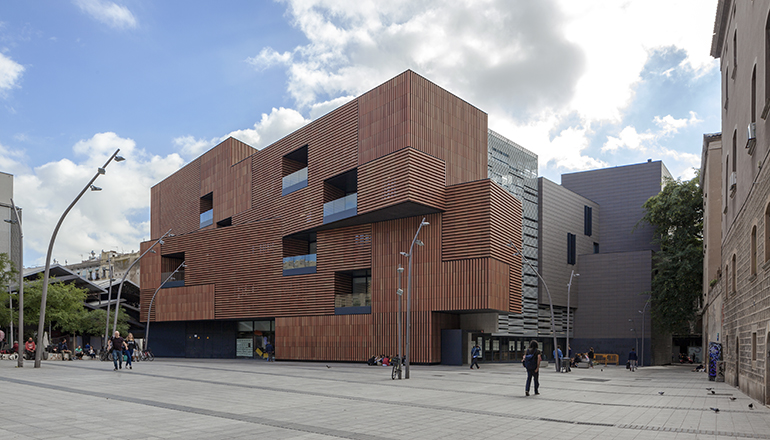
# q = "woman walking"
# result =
<box><xmin>125</xmin><ymin>333</ymin><xmax>136</xmax><ymax>370</ymax></box>
<box><xmin>523</xmin><ymin>340</ymin><xmax>541</xmax><ymax>396</ymax></box>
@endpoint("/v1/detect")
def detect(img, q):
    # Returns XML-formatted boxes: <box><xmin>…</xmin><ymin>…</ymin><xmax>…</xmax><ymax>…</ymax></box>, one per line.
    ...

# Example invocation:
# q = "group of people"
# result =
<box><xmin>107</xmin><ymin>331</ymin><xmax>138</xmax><ymax>371</ymax></box>
<box><xmin>367</xmin><ymin>354</ymin><xmax>400</xmax><ymax>366</ymax></box>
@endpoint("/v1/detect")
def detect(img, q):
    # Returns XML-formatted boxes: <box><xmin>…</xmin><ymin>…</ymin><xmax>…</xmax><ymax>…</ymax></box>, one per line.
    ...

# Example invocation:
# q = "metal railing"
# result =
<box><xmin>282</xmin><ymin>254</ymin><xmax>316</xmax><ymax>271</ymax></box>
<box><xmin>323</xmin><ymin>193</ymin><xmax>357</xmax><ymax>217</ymax></box>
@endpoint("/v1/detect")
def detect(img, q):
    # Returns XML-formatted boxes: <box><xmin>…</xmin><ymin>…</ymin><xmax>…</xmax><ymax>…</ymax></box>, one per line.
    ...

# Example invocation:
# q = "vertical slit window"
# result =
<box><xmin>751</xmin><ymin>225</ymin><xmax>757</xmax><ymax>276</ymax></box>
<box><xmin>584</xmin><ymin>206</ymin><xmax>592</xmax><ymax>236</ymax></box>
<box><xmin>567</xmin><ymin>233</ymin><xmax>576</xmax><ymax>265</ymax></box>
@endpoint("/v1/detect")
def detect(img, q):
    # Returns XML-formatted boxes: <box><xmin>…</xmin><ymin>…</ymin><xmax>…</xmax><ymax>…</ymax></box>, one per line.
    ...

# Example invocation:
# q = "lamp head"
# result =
<box><xmin>415</xmin><ymin>239</ymin><xmax>424</xmax><ymax>246</ymax></box>
<box><xmin>396</xmin><ymin>288</ymin><xmax>403</xmax><ymax>296</ymax></box>
<box><xmin>115</xmin><ymin>155</ymin><xmax>126</xmax><ymax>162</ymax></box>
<box><xmin>89</xmin><ymin>185</ymin><xmax>102</xmax><ymax>191</ymax></box>
<box><xmin>397</xmin><ymin>266</ymin><xmax>404</xmax><ymax>273</ymax></box>
<box><xmin>168</xmin><ymin>233</ymin><xmax>175</xmax><ymax>237</ymax></box>
<box><xmin>97</xmin><ymin>167</ymin><xmax>106</xmax><ymax>175</ymax></box>
<box><xmin>4</xmin><ymin>219</ymin><xmax>17</xmax><ymax>224</ymax></box>
<box><xmin>149</xmin><ymin>249</ymin><xmax>156</xmax><ymax>254</ymax></box>
<box><xmin>399</xmin><ymin>252</ymin><xmax>409</xmax><ymax>257</ymax></box>
<box><xmin>158</xmin><ymin>239</ymin><xmax>165</xmax><ymax>245</ymax></box>
<box><xmin>421</xmin><ymin>221</ymin><xmax>430</xmax><ymax>226</ymax></box>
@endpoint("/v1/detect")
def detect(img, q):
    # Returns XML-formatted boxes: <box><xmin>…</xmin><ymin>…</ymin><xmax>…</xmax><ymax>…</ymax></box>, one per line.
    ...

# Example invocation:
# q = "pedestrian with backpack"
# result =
<box><xmin>522</xmin><ymin>340</ymin><xmax>541</xmax><ymax>396</ymax></box>
<box><xmin>470</xmin><ymin>343</ymin><xmax>481</xmax><ymax>369</ymax></box>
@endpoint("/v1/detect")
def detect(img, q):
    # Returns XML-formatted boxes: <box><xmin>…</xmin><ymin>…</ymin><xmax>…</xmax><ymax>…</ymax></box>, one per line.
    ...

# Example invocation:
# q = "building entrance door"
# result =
<box><xmin>236</xmin><ymin>319</ymin><xmax>275</xmax><ymax>359</ymax></box>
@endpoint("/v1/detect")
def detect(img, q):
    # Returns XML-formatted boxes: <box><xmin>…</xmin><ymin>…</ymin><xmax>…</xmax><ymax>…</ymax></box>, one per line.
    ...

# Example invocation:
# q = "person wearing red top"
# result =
<box><xmin>24</xmin><ymin>338</ymin><xmax>36</xmax><ymax>359</ymax></box>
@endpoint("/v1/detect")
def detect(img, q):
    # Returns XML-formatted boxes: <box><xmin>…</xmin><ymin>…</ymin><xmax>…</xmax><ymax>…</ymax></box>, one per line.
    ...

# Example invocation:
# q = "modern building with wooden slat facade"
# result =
<box><xmin>141</xmin><ymin>70</ymin><xmax>524</xmax><ymax>363</ymax></box>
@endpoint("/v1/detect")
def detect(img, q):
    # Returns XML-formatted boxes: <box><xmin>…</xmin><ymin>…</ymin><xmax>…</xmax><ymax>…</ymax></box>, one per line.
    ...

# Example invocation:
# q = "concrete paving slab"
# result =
<box><xmin>0</xmin><ymin>359</ymin><xmax>768</xmax><ymax>439</ymax></box>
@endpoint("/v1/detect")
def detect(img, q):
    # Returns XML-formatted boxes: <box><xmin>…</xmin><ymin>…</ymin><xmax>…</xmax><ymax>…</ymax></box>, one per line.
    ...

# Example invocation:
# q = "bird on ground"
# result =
<box><xmin>711</xmin><ymin>390</ymin><xmax>716</xmax><ymax>395</ymax></box>
<box><xmin>710</xmin><ymin>407</ymin><xmax>719</xmax><ymax>412</ymax></box>
<box><xmin>749</xmin><ymin>403</ymin><xmax>754</xmax><ymax>409</ymax></box>
<box><xmin>658</xmin><ymin>392</ymin><xmax>665</xmax><ymax>395</ymax></box>
<box><xmin>326</xmin><ymin>365</ymin><xmax>330</xmax><ymax>368</ymax></box>
<box><xmin>706</xmin><ymin>387</ymin><xmax>714</xmax><ymax>391</ymax></box>
<box><xmin>729</xmin><ymin>397</ymin><xmax>737</xmax><ymax>401</ymax></box>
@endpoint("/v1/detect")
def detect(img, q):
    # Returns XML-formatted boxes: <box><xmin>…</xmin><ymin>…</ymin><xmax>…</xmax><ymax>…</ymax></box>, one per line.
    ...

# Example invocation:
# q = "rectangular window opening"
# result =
<box><xmin>567</xmin><ymin>233</ymin><xmax>576</xmax><ymax>265</ymax></box>
<box><xmin>584</xmin><ymin>206</ymin><xmax>592</xmax><ymax>236</ymax></box>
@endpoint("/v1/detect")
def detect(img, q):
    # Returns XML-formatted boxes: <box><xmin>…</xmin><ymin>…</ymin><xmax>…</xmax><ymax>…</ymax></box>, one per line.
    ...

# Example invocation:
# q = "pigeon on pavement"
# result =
<box><xmin>710</xmin><ymin>407</ymin><xmax>719</xmax><ymax>412</ymax></box>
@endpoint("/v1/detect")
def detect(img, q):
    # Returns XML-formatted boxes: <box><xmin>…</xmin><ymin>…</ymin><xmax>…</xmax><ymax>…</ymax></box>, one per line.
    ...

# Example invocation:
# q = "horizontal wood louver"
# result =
<box><xmin>317</xmin><ymin>224</ymin><xmax>372</xmax><ymax>273</ymax></box>
<box><xmin>358</xmin><ymin>147</ymin><xmax>446</xmax><ymax>214</ymax></box>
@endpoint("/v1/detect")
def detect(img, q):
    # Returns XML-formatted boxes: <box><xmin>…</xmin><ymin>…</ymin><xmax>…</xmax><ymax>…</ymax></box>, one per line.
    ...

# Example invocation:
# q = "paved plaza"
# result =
<box><xmin>0</xmin><ymin>357</ymin><xmax>768</xmax><ymax>439</ymax></box>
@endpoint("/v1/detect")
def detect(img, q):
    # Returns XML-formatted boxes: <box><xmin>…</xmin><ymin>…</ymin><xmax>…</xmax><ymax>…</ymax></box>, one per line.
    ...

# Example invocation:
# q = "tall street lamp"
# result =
<box><xmin>629</xmin><ymin>318</ymin><xmax>638</xmax><ymax>358</ymax></box>
<box><xmin>4</xmin><ymin>198</ymin><xmax>23</xmax><ymax>367</ymax></box>
<box><xmin>639</xmin><ymin>299</ymin><xmax>651</xmax><ymax>367</ymax></box>
<box><xmin>566</xmin><ymin>270</ymin><xmax>579</xmax><ymax>363</ymax></box>
<box><xmin>396</xmin><ymin>265</ymin><xmax>404</xmax><ymax>379</ymax></box>
<box><xmin>35</xmin><ymin>149</ymin><xmax>124</xmax><ymax>368</ymax></box>
<box><xmin>508</xmin><ymin>241</ymin><xmax>560</xmax><ymax>372</ymax></box>
<box><xmin>145</xmin><ymin>261</ymin><xmax>186</xmax><ymax>351</ymax></box>
<box><xmin>110</xmin><ymin>228</ymin><xmax>173</xmax><ymax>340</ymax></box>
<box><xmin>399</xmin><ymin>217</ymin><xmax>429</xmax><ymax>379</ymax></box>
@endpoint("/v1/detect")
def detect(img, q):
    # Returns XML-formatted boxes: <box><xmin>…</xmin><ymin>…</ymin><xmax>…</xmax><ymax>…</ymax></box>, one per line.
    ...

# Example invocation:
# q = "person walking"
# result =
<box><xmin>470</xmin><ymin>343</ymin><xmax>481</xmax><ymax>369</ymax></box>
<box><xmin>125</xmin><ymin>333</ymin><xmax>136</xmax><ymax>370</ymax></box>
<box><xmin>107</xmin><ymin>331</ymin><xmax>127</xmax><ymax>371</ymax></box>
<box><xmin>553</xmin><ymin>345</ymin><xmax>563</xmax><ymax>372</ymax></box>
<box><xmin>588</xmin><ymin>347</ymin><xmax>595</xmax><ymax>368</ymax></box>
<box><xmin>523</xmin><ymin>340</ymin><xmax>541</xmax><ymax>396</ymax></box>
<box><xmin>628</xmin><ymin>347</ymin><xmax>638</xmax><ymax>372</ymax></box>
<box><xmin>265</xmin><ymin>341</ymin><xmax>274</xmax><ymax>362</ymax></box>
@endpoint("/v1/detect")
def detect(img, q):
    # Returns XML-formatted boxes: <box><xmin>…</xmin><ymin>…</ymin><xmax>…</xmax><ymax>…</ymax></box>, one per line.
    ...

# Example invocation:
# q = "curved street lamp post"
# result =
<box><xmin>144</xmin><ymin>261</ymin><xmax>186</xmax><ymax>351</ymax></box>
<box><xmin>108</xmin><ymin>228</ymin><xmax>173</xmax><ymax>342</ymax></box>
<box><xmin>35</xmin><ymin>149</ymin><xmax>124</xmax><ymax>368</ymax></box>
<box><xmin>399</xmin><ymin>217</ymin><xmax>429</xmax><ymax>379</ymax></box>
<box><xmin>566</xmin><ymin>270</ymin><xmax>579</xmax><ymax>363</ymax></box>
<box><xmin>4</xmin><ymin>199</ymin><xmax>23</xmax><ymax>367</ymax></box>
<box><xmin>508</xmin><ymin>241</ymin><xmax>560</xmax><ymax>372</ymax></box>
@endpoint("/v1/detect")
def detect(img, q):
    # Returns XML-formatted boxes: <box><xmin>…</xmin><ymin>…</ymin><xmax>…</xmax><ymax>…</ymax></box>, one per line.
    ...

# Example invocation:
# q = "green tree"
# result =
<box><xmin>80</xmin><ymin>307</ymin><xmax>130</xmax><ymax>339</ymax></box>
<box><xmin>0</xmin><ymin>252</ymin><xmax>18</xmax><ymax>331</ymax></box>
<box><xmin>639</xmin><ymin>173</ymin><xmax>703</xmax><ymax>334</ymax></box>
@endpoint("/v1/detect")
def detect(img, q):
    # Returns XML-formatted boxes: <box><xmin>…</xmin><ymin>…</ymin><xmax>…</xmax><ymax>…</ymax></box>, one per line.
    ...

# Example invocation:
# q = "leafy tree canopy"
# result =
<box><xmin>639</xmin><ymin>173</ymin><xmax>703</xmax><ymax>334</ymax></box>
<box><xmin>0</xmin><ymin>252</ymin><xmax>18</xmax><ymax>329</ymax></box>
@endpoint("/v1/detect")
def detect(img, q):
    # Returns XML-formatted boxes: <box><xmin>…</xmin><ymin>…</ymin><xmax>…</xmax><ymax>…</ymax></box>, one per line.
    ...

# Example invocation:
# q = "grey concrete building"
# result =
<box><xmin>710</xmin><ymin>0</ymin><xmax>770</xmax><ymax>404</ymax></box>
<box><xmin>558</xmin><ymin>160</ymin><xmax>672</xmax><ymax>366</ymax></box>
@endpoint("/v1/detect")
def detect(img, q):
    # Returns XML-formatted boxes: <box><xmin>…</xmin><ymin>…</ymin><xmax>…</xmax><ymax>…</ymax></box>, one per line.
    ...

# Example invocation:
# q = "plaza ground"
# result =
<box><xmin>0</xmin><ymin>357</ymin><xmax>768</xmax><ymax>439</ymax></box>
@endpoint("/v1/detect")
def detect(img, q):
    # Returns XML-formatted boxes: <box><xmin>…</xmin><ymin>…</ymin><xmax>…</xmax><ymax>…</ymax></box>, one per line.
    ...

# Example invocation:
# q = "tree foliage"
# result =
<box><xmin>639</xmin><ymin>174</ymin><xmax>703</xmax><ymax>334</ymax></box>
<box><xmin>0</xmin><ymin>252</ymin><xmax>18</xmax><ymax>330</ymax></box>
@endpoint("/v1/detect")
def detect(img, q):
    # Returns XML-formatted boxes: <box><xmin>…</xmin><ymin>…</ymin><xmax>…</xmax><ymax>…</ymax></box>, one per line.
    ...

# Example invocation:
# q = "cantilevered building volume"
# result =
<box><xmin>141</xmin><ymin>71</ymin><xmax>525</xmax><ymax>363</ymax></box>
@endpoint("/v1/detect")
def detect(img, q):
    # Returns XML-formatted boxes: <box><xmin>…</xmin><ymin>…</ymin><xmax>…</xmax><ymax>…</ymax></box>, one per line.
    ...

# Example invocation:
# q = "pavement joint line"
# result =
<box><xmin>0</xmin><ymin>375</ymin><xmax>393</xmax><ymax>440</ymax></box>
<box><xmin>30</xmin><ymin>363</ymin><xmax>770</xmax><ymax>439</ymax></box>
<box><xmin>51</xmin><ymin>362</ymin><xmax>759</xmax><ymax>414</ymax></box>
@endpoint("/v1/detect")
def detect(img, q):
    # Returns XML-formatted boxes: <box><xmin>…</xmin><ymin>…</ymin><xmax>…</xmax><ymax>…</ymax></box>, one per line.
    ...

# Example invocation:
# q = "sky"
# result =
<box><xmin>0</xmin><ymin>0</ymin><xmax>720</xmax><ymax>268</ymax></box>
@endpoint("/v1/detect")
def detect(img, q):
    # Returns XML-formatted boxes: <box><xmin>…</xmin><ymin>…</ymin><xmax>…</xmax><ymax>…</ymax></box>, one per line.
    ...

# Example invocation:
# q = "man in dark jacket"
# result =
<box><xmin>107</xmin><ymin>331</ymin><xmax>127</xmax><ymax>371</ymax></box>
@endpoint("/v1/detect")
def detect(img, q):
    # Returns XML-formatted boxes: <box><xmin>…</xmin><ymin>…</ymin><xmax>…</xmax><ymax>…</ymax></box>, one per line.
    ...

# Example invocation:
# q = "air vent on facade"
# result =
<box><xmin>746</xmin><ymin>122</ymin><xmax>756</xmax><ymax>154</ymax></box>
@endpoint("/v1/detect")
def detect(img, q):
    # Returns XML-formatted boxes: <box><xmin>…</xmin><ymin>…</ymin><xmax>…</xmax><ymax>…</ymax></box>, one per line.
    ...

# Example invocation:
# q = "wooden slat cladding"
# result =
<box><xmin>409</xmin><ymin>73</ymin><xmax>488</xmax><ymax>186</ymax></box>
<box><xmin>489</xmin><ymin>182</ymin><xmax>523</xmax><ymax>313</ymax></box>
<box><xmin>317</xmin><ymin>224</ymin><xmax>372</xmax><ymax>273</ymax></box>
<box><xmin>443</xmin><ymin>180</ymin><xmax>493</xmax><ymax>260</ymax></box>
<box><xmin>283</xmin><ymin>238</ymin><xmax>309</xmax><ymax>257</ymax></box>
<box><xmin>243</xmin><ymin>100</ymin><xmax>358</xmax><ymax>229</ymax></box>
<box><xmin>358</xmin><ymin>147</ymin><xmax>446</xmax><ymax>214</ymax></box>
<box><xmin>152</xmin><ymin>284</ymin><xmax>215</xmax><ymax>322</ymax></box>
<box><xmin>277</xmin><ymin>314</ymin><xmax>373</xmax><ymax>361</ymax></box>
<box><xmin>155</xmin><ymin>159</ymin><xmax>201</xmax><ymax>237</ymax></box>
<box><xmin>358</xmin><ymin>72</ymin><xmax>411</xmax><ymax>166</ymax></box>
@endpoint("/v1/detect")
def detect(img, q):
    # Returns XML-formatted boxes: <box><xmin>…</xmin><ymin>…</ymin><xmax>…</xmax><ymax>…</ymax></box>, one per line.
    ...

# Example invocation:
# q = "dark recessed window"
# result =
<box><xmin>593</xmin><ymin>242</ymin><xmax>599</xmax><ymax>254</ymax></box>
<box><xmin>567</xmin><ymin>233</ymin><xmax>576</xmax><ymax>265</ymax></box>
<box><xmin>584</xmin><ymin>206</ymin><xmax>592</xmax><ymax>236</ymax></box>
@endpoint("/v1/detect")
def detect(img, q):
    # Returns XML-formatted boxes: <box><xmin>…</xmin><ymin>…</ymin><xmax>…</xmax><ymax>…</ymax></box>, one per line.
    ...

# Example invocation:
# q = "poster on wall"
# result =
<box><xmin>236</xmin><ymin>338</ymin><xmax>253</xmax><ymax>357</ymax></box>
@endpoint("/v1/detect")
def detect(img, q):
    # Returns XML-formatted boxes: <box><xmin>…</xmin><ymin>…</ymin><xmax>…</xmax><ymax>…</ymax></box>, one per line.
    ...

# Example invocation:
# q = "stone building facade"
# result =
<box><xmin>710</xmin><ymin>0</ymin><xmax>770</xmax><ymax>404</ymax></box>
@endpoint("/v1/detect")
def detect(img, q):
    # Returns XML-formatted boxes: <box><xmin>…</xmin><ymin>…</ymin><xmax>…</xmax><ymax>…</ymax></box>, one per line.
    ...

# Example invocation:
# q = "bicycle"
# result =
<box><xmin>139</xmin><ymin>349</ymin><xmax>154</xmax><ymax>361</ymax></box>
<box><xmin>98</xmin><ymin>348</ymin><xmax>112</xmax><ymax>362</ymax></box>
<box><xmin>391</xmin><ymin>356</ymin><xmax>402</xmax><ymax>380</ymax></box>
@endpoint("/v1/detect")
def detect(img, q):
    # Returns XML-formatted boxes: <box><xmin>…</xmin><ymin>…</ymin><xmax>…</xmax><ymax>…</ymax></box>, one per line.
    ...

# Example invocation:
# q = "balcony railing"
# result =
<box><xmin>200</xmin><ymin>209</ymin><xmax>213</xmax><ymax>228</ymax></box>
<box><xmin>282</xmin><ymin>167</ymin><xmax>308</xmax><ymax>196</ymax></box>
<box><xmin>160</xmin><ymin>270</ymin><xmax>185</xmax><ymax>288</ymax></box>
<box><xmin>282</xmin><ymin>253</ymin><xmax>317</xmax><ymax>276</ymax></box>
<box><xmin>323</xmin><ymin>193</ymin><xmax>357</xmax><ymax>224</ymax></box>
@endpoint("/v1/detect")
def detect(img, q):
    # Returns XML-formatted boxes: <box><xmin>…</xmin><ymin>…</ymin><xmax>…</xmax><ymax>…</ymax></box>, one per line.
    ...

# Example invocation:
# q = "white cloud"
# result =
<box><xmin>8</xmin><ymin>133</ymin><xmax>184</xmax><ymax>267</ymax></box>
<box><xmin>246</xmin><ymin>0</ymin><xmax>716</xmax><ymax>181</ymax></box>
<box><xmin>0</xmin><ymin>52</ymin><xmax>24</xmax><ymax>92</ymax></box>
<box><xmin>73</xmin><ymin>0</ymin><xmax>137</xmax><ymax>30</ymax></box>
<box><xmin>174</xmin><ymin>107</ymin><xmax>311</xmax><ymax>160</ymax></box>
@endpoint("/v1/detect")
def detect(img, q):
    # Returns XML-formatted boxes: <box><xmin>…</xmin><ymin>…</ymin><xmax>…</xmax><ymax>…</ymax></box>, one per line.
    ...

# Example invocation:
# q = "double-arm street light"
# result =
<box><xmin>109</xmin><ymin>228</ymin><xmax>173</xmax><ymax>341</ymax></box>
<box><xmin>399</xmin><ymin>217</ymin><xmax>429</xmax><ymax>379</ymax></box>
<box><xmin>145</xmin><ymin>261</ymin><xmax>186</xmax><ymax>351</ymax></box>
<box><xmin>396</xmin><ymin>265</ymin><xmax>404</xmax><ymax>379</ymax></box>
<box><xmin>35</xmin><ymin>149</ymin><xmax>125</xmax><ymax>368</ymax></box>
<box><xmin>4</xmin><ymin>198</ymin><xmax>23</xmax><ymax>367</ymax></box>
<box><xmin>508</xmin><ymin>241</ymin><xmax>559</xmax><ymax>372</ymax></box>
